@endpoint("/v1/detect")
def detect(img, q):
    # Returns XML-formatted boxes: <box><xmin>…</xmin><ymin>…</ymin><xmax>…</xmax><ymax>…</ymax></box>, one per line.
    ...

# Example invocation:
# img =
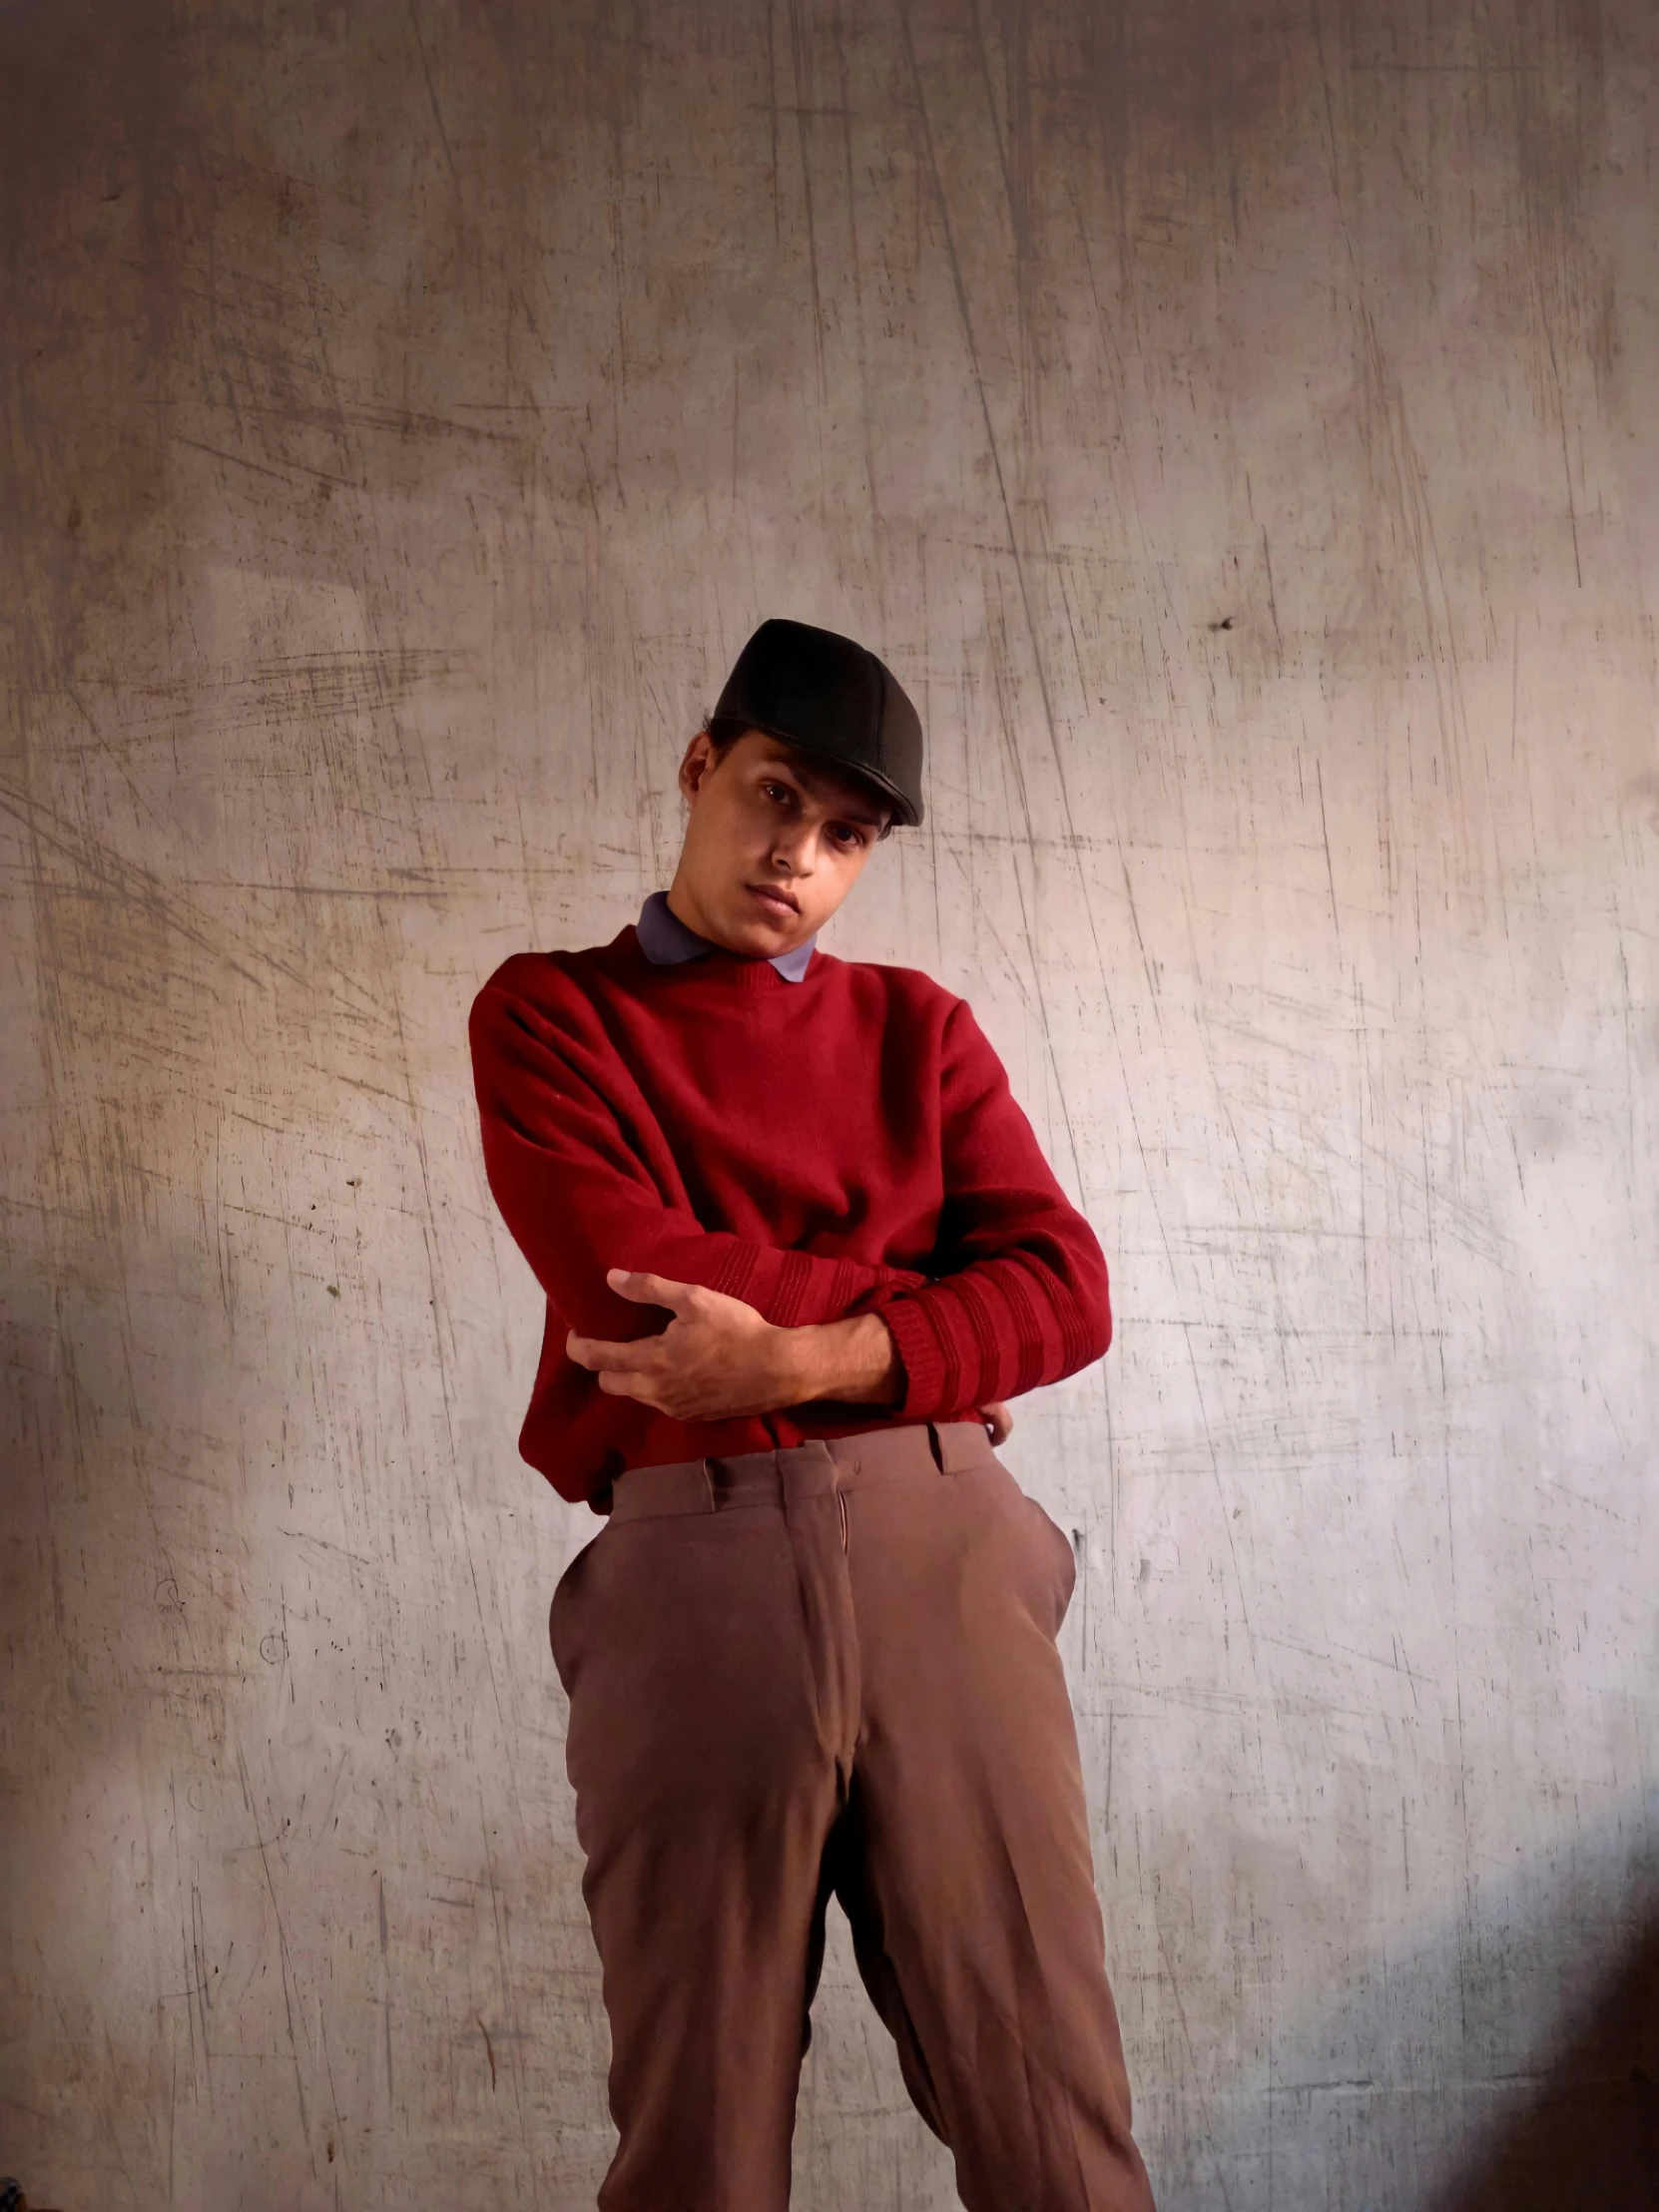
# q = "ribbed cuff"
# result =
<box><xmin>873</xmin><ymin>1268</ymin><xmax>1065</xmax><ymax>1418</ymax></box>
<box><xmin>876</xmin><ymin>1292</ymin><xmax>958</xmax><ymax>1420</ymax></box>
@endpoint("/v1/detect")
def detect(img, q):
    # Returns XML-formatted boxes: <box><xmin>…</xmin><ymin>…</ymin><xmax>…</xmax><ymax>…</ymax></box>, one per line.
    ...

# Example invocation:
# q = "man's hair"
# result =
<box><xmin>699</xmin><ymin>721</ymin><xmax>896</xmax><ymax>839</ymax></box>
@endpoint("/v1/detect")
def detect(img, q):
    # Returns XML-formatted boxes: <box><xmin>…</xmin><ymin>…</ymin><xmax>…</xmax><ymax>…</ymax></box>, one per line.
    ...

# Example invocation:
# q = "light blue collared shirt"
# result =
<box><xmin>635</xmin><ymin>889</ymin><xmax>817</xmax><ymax>982</ymax></box>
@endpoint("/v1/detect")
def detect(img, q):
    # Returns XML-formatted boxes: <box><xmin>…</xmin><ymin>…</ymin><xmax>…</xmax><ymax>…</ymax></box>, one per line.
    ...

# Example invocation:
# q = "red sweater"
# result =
<box><xmin>469</xmin><ymin>926</ymin><xmax>1111</xmax><ymax>1504</ymax></box>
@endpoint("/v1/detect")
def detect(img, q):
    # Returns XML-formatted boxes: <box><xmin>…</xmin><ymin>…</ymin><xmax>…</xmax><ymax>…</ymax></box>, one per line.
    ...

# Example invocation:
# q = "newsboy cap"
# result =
<box><xmin>710</xmin><ymin>618</ymin><xmax>925</xmax><ymax>828</ymax></box>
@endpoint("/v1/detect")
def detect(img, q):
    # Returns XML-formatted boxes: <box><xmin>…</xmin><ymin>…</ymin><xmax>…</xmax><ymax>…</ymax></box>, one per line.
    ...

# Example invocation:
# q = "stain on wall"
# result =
<box><xmin>2</xmin><ymin>2</ymin><xmax>1655</xmax><ymax>2207</ymax></box>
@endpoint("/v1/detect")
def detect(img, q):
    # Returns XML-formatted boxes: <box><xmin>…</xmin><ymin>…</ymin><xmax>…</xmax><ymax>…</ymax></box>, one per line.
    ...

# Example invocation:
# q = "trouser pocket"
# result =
<box><xmin>549</xmin><ymin>1529</ymin><xmax>607</xmax><ymax>1694</ymax></box>
<box><xmin>978</xmin><ymin>1459</ymin><xmax>1078</xmax><ymax>1634</ymax></box>
<box><xmin>1026</xmin><ymin>1493</ymin><xmax>1079</xmax><ymax>1629</ymax></box>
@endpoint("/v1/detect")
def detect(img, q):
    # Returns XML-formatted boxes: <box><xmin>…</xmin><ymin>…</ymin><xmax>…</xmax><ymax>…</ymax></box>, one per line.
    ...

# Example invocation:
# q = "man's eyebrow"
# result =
<box><xmin>760</xmin><ymin>750</ymin><xmax>888</xmax><ymax>828</ymax></box>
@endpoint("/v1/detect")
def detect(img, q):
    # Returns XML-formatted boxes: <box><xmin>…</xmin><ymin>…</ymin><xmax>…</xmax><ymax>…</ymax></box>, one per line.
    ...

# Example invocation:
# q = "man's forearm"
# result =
<box><xmin>781</xmin><ymin>1312</ymin><xmax>902</xmax><ymax>1407</ymax></box>
<box><xmin>572</xmin><ymin>1274</ymin><xmax>1015</xmax><ymax>1433</ymax></box>
<box><xmin>780</xmin><ymin>1312</ymin><xmax>1010</xmax><ymax>1441</ymax></box>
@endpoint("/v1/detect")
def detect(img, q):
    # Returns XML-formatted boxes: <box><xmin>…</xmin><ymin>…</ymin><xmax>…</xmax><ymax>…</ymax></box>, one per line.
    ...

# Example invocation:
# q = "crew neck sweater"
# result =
<box><xmin>469</xmin><ymin>924</ymin><xmax>1112</xmax><ymax>1505</ymax></box>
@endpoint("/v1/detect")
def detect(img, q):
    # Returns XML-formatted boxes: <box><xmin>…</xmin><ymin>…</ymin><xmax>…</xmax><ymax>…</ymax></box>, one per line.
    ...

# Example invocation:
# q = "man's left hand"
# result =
<box><xmin>567</xmin><ymin>1270</ymin><xmax>827</xmax><ymax>1421</ymax></box>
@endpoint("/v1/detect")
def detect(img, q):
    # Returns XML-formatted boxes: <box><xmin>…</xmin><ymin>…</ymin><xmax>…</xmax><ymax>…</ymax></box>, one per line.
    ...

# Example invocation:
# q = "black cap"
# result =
<box><xmin>710</xmin><ymin>618</ymin><xmax>925</xmax><ymax>828</ymax></box>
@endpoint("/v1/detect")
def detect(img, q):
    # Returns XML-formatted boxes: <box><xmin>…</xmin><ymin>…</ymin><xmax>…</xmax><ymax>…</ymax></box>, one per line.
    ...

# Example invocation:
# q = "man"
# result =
<box><xmin>469</xmin><ymin>618</ymin><xmax>1154</xmax><ymax>2212</ymax></box>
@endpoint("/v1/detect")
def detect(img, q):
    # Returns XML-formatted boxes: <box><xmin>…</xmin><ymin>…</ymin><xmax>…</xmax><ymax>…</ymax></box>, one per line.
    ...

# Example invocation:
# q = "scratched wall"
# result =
<box><xmin>3</xmin><ymin>2</ymin><xmax>1656</xmax><ymax>2207</ymax></box>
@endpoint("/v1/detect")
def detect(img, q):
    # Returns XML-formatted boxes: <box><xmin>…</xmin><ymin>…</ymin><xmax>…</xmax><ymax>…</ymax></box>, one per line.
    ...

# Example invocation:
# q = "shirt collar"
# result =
<box><xmin>635</xmin><ymin>890</ymin><xmax>817</xmax><ymax>982</ymax></box>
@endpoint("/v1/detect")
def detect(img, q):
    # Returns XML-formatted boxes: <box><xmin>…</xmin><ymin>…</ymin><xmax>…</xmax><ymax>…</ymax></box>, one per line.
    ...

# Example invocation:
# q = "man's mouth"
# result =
<box><xmin>748</xmin><ymin>884</ymin><xmax>800</xmax><ymax>918</ymax></box>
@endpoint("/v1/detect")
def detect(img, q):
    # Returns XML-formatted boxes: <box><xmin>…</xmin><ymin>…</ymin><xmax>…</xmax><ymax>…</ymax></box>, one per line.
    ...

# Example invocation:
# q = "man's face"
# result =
<box><xmin>668</xmin><ymin>728</ymin><xmax>891</xmax><ymax>957</ymax></box>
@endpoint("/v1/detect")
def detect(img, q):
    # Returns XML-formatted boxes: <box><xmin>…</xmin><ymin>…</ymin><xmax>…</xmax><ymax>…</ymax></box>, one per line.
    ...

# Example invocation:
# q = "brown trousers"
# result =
<box><xmin>550</xmin><ymin>1418</ymin><xmax>1155</xmax><ymax>2212</ymax></box>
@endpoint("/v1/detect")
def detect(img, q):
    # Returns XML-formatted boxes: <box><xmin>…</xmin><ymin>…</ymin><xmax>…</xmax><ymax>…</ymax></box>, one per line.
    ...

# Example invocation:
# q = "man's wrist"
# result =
<box><xmin>782</xmin><ymin>1312</ymin><xmax>902</xmax><ymax>1408</ymax></box>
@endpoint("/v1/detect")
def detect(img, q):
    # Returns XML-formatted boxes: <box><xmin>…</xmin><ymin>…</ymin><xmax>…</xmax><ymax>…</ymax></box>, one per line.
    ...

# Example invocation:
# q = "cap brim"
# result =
<box><xmin>792</xmin><ymin>745</ymin><xmax>922</xmax><ymax>828</ymax></box>
<box><xmin>714</xmin><ymin>720</ymin><xmax>923</xmax><ymax>828</ymax></box>
<box><xmin>712</xmin><ymin>721</ymin><xmax>928</xmax><ymax>827</ymax></box>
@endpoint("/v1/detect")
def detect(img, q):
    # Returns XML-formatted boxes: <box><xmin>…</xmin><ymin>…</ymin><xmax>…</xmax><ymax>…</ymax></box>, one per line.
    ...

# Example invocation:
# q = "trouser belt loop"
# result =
<box><xmin>699</xmin><ymin>1457</ymin><xmax>717</xmax><ymax>1513</ymax></box>
<box><xmin>932</xmin><ymin>1418</ymin><xmax>996</xmax><ymax>1477</ymax></box>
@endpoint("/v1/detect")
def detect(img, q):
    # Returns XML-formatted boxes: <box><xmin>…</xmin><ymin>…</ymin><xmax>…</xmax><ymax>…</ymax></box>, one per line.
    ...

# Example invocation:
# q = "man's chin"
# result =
<box><xmin>709</xmin><ymin>905</ymin><xmax>804</xmax><ymax>959</ymax></box>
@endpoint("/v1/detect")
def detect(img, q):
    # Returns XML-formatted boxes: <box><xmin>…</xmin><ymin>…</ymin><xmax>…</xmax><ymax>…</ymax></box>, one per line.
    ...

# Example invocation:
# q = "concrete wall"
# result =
<box><xmin>3</xmin><ymin>3</ymin><xmax>1655</xmax><ymax>2206</ymax></box>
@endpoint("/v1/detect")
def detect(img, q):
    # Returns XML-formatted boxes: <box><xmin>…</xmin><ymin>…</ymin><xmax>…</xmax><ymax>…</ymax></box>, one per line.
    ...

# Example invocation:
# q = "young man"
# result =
<box><xmin>469</xmin><ymin>618</ymin><xmax>1155</xmax><ymax>2212</ymax></box>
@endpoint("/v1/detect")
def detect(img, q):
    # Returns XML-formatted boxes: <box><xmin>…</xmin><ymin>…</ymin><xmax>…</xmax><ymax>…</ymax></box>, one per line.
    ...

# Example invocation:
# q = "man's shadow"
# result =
<box><xmin>1430</xmin><ymin>1910</ymin><xmax>1659</xmax><ymax>2212</ymax></box>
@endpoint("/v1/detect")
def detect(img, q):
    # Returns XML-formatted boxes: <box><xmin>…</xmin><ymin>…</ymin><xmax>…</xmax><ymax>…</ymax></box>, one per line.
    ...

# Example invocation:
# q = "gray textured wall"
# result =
<box><xmin>3</xmin><ymin>3</ymin><xmax>1655</xmax><ymax>2207</ymax></box>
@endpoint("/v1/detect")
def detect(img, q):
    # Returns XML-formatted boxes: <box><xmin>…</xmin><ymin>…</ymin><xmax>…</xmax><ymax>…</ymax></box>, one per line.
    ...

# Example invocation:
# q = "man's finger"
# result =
<box><xmin>567</xmin><ymin>1330</ymin><xmax>659</xmax><ymax>1374</ymax></box>
<box><xmin>605</xmin><ymin>1267</ymin><xmax>700</xmax><ymax>1316</ymax></box>
<box><xmin>594</xmin><ymin>1367</ymin><xmax>654</xmax><ymax>1400</ymax></box>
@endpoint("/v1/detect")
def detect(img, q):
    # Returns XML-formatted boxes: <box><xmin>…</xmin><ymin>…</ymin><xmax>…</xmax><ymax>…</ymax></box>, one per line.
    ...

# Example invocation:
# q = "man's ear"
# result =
<box><xmin>678</xmin><ymin>729</ymin><xmax>717</xmax><ymax>802</ymax></box>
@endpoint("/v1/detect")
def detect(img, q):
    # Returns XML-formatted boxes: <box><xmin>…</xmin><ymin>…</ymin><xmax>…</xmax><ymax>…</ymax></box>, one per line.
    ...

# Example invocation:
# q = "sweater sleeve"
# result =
<box><xmin>469</xmin><ymin>969</ymin><xmax>924</xmax><ymax>1343</ymax></box>
<box><xmin>854</xmin><ymin>998</ymin><xmax>1112</xmax><ymax>1417</ymax></box>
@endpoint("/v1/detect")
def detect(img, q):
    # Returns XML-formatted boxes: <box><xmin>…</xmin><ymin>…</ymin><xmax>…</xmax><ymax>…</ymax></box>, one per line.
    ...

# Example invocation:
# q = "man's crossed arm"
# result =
<box><xmin>566</xmin><ymin>1269</ymin><xmax>1014</xmax><ymax>1443</ymax></box>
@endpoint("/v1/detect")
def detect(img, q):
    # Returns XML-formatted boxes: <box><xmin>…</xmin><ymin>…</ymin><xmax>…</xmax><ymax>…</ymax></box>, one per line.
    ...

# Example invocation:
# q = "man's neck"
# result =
<box><xmin>664</xmin><ymin>882</ymin><xmax>719</xmax><ymax>944</ymax></box>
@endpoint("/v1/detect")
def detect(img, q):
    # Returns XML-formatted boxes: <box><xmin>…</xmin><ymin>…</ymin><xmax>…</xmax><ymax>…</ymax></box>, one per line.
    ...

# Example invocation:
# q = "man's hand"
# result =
<box><xmin>982</xmin><ymin>1400</ymin><xmax>1014</xmax><ymax>1445</ymax></box>
<box><xmin>566</xmin><ymin>1269</ymin><xmax>903</xmax><ymax>1421</ymax></box>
